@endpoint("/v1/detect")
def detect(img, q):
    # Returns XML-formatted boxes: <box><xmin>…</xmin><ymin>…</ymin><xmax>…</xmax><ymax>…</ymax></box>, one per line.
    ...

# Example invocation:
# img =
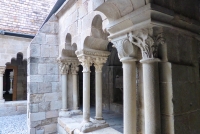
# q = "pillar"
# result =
<box><xmin>79</xmin><ymin>56</ymin><xmax>91</xmax><ymax>123</ymax></box>
<box><xmin>94</xmin><ymin>57</ymin><xmax>107</xmax><ymax>120</ymax></box>
<box><xmin>0</xmin><ymin>66</ymin><xmax>5</xmax><ymax>103</ymax></box>
<box><xmin>112</xmin><ymin>37</ymin><xmax>138</xmax><ymax>134</ymax></box>
<box><xmin>59</xmin><ymin>62</ymin><xmax>70</xmax><ymax>111</ymax></box>
<box><xmin>141</xmin><ymin>58</ymin><xmax>161</xmax><ymax>134</ymax></box>
<box><xmin>121</xmin><ymin>57</ymin><xmax>137</xmax><ymax>134</ymax></box>
<box><xmin>71</xmin><ymin>63</ymin><xmax>79</xmax><ymax>110</ymax></box>
<box><xmin>128</xmin><ymin>28</ymin><xmax>164</xmax><ymax>134</ymax></box>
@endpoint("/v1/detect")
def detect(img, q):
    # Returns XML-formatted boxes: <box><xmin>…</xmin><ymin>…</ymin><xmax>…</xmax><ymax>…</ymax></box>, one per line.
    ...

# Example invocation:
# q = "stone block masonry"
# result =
<box><xmin>0</xmin><ymin>0</ymin><xmax>57</xmax><ymax>35</ymax></box>
<box><xmin>27</xmin><ymin>15</ymin><xmax>60</xmax><ymax>134</ymax></box>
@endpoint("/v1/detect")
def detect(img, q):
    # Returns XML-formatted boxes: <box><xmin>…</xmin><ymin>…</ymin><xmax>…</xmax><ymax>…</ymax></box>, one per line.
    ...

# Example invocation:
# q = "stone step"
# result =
<box><xmin>57</xmin><ymin>115</ymin><xmax>122</xmax><ymax>134</ymax></box>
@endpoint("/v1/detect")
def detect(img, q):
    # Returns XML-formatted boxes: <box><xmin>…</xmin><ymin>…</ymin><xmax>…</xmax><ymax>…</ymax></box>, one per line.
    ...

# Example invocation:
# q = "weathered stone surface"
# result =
<box><xmin>50</xmin><ymin>100</ymin><xmax>62</xmax><ymax>110</ymax></box>
<box><xmin>38</xmin><ymin>83</ymin><xmax>52</xmax><ymax>93</ymax></box>
<box><xmin>30</xmin><ymin>112</ymin><xmax>46</xmax><ymax>121</ymax></box>
<box><xmin>46</xmin><ymin>64</ymin><xmax>58</xmax><ymax>75</ymax></box>
<box><xmin>43</xmin><ymin>123</ymin><xmax>57</xmax><ymax>133</ymax></box>
<box><xmin>44</xmin><ymin>92</ymin><xmax>61</xmax><ymax>102</ymax></box>
<box><xmin>38</xmin><ymin>64</ymin><xmax>47</xmax><ymax>75</ymax></box>
<box><xmin>46</xmin><ymin>110</ymin><xmax>59</xmax><ymax>118</ymax></box>
<box><xmin>38</xmin><ymin>102</ymin><xmax>50</xmax><ymax>112</ymax></box>
<box><xmin>30</xmin><ymin>94</ymin><xmax>44</xmax><ymax>103</ymax></box>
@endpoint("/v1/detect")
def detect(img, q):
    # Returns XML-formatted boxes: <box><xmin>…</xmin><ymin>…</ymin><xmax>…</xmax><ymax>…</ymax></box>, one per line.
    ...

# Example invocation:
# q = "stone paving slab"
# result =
<box><xmin>0</xmin><ymin>114</ymin><xmax>27</xmax><ymax>134</ymax></box>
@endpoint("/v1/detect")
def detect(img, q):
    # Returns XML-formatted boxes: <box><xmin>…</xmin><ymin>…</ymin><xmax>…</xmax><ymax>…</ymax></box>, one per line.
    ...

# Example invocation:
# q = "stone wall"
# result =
<box><xmin>159</xmin><ymin>28</ymin><xmax>200</xmax><ymax>134</ymax></box>
<box><xmin>0</xmin><ymin>100</ymin><xmax>27</xmax><ymax>117</ymax></box>
<box><xmin>0</xmin><ymin>35</ymin><xmax>31</xmax><ymax>66</ymax></box>
<box><xmin>27</xmin><ymin>15</ymin><xmax>60</xmax><ymax>134</ymax></box>
<box><xmin>0</xmin><ymin>0</ymin><xmax>57</xmax><ymax>35</ymax></box>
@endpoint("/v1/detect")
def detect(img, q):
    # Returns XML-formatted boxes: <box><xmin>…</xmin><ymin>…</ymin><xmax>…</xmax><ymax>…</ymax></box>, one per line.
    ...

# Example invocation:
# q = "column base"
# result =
<box><xmin>59</xmin><ymin>109</ymin><xmax>82</xmax><ymax>117</ymax></box>
<box><xmin>95</xmin><ymin>116</ymin><xmax>103</xmax><ymax>120</ymax></box>
<box><xmin>0</xmin><ymin>99</ymin><xmax>5</xmax><ymax>103</ymax></box>
<box><xmin>80</xmin><ymin>118</ymin><xmax>109</xmax><ymax>133</ymax></box>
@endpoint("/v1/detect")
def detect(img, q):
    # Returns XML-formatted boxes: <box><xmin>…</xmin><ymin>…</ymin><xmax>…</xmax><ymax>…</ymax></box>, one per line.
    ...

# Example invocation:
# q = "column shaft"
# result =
<box><xmin>72</xmin><ymin>74</ymin><xmax>78</xmax><ymax>110</ymax></box>
<box><xmin>61</xmin><ymin>74</ymin><xmax>68</xmax><ymax>110</ymax></box>
<box><xmin>95</xmin><ymin>71</ymin><xmax>102</xmax><ymax>120</ymax></box>
<box><xmin>143</xmin><ymin>62</ymin><xmax>160</xmax><ymax>134</ymax></box>
<box><xmin>122</xmin><ymin>59</ymin><xmax>137</xmax><ymax>134</ymax></box>
<box><xmin>0</xmin><ymin>74</ymin><xmax>4</xmax><ymax>101</ymax></box>
<box><xmin>83</xmin><ymin>72</ymin><xmax>90</xmax><ymax>122</ymax></box>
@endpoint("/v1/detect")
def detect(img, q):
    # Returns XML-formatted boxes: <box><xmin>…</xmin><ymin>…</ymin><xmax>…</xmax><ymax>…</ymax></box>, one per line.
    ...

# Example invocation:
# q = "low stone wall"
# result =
<box><xmin>0</xmin><ymin>100</ymin><xmax>27</xmax><ymax>117</ymax></box>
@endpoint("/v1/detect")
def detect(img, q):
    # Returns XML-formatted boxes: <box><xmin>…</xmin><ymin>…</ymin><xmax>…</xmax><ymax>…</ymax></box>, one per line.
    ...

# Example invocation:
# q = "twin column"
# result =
<box><xmin>59</xmin><ymin>61</ymin><xmax>79</xmax><ymax>113</ymax></box>
<box><xmin>0</xmin><ymin>66</ymin><xmax>5</xmax><ymax>103</ymax></box>
<box><xmin>78</xmin><ymin>56</ymin><xmax>107</xmax><ymax>123</ymax></box>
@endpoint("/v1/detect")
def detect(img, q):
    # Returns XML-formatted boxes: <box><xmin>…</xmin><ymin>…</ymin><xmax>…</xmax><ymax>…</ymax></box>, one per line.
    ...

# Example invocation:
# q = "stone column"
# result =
<box><xmin>79</xmin><ymin>56</ymin><xmax>91</xmax><ymax>123</ymax></box>
<box><xmin>9</xmin><ymin>71</ymin><xmax>14</xmax><ymax>94</ymax></box>
<box><xmin>128</xmin><ymin>29</ymin><xmax>165</xmax><ymax>134</ymax></box>
<box><xmin>113</xmin><ymin>37</ymin><xmax>137</xmax><ymax>134</ymax></box>
<box><xmin>0</xmin><ymin>66</ymin><xmax>5</xmax><ymax>103</ymax></box>
<box><xmin>122</xmin><ymin>57</ymin><xmax>137</xmax><ymax>134</ymax></box>
<box><xmin>94</xmin><ymin>57</ymin><xmax>107</xmax><ymax>120</ymax></box>
<box><xmin>71</xmin><ymin>62</ymin><xmax>79</xmax><ymax>110</ymax></box>
<box><xmin>140</xmin><ymin>58</ymin><xmax>160</xmax><ymax>134</ymax></box>
<box><xmin>58</xmin><ymin>62</ymin><xmax>70</xmax><ymax>114</ymax></box>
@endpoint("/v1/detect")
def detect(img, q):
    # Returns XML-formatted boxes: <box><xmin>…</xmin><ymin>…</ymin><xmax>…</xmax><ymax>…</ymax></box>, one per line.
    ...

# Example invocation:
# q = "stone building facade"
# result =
<box><xmin>1</xmin><ymin>0</ymin><xmax>200</xmax><ymax>134</ymax></box>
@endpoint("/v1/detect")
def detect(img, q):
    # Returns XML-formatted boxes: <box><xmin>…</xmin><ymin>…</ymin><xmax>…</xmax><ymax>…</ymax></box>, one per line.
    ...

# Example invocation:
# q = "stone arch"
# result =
<box><xmin>82</xmin><ymin>14</ymin><xmax>109</xmax><ymax>51</ymax></box>
<box><xmin>93</xmin><ymin>0</ymin><xmax>145</xmax><ymax>22</ymax></box>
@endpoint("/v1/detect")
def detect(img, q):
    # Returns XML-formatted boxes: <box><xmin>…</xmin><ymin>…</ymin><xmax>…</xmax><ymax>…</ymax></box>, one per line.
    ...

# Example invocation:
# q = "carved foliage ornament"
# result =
<box><xmin>78</xmin><ymin>56</ymin><xmax>92</xmax><ymax>72</ymax></box>
<box><xmin>128</xmin><ymin>29</ymin><xmax>165</xmax><ymax>59</ymax></box>
<box><xmin>93</xmin><ymin>57</ymin><xmax>107</xmax><ymax>72</ymax></box>
<box><xmin>58</xmin><ymin>61</ymin><xmax>70</xmax><ymax>75</ymax></box>
<box><xmin>112</xmin><ymin>39</ymin><xmax>134</xmax><ymax>60</ymax></box>
<box><xmin>71</xmin><ymin>62</ymin><xmax>80</xmax><ymax>74</ymax></box>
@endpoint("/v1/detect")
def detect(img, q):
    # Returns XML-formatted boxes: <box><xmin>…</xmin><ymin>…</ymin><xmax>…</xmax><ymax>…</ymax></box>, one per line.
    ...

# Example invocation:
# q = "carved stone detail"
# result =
<box><xmin>128</xmin><ymin>28</ymin><xmax>165</xmax><ymax>59</ymax></box>
<box><xmin>93</xmin><ymin>57</ymin><xmax>108</xmax><ymax>72</ymax></box>
<box><xmin>58</xmin><ymin>61</ymin><xmax>70</xmax><ymax>75</ymax></box>
<box><xmin>75</xmin><ymin>49</ymin><xmax>110</xmax><ymax>58</ymax></box>
<box><xmin>78</xmin><ymin>56</ymin><xmax>92</xmax><ymax>73</ymax></box>
<box><xmin>71</xmin><ymin>62</ymin><xmax>80</xmax><ymax>74</ymax></box>
<box><xmin>0</xmin><ymin>67</ymin><xmax>5</xmax><ymax>77</ymax></box>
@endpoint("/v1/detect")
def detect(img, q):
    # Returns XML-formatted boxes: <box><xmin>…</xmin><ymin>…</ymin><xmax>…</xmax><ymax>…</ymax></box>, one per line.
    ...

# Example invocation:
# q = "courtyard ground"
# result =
<box><xmin>0</xmin><ymin>114</ymin><xmax>27</xmax><ymax>134</ymax></box>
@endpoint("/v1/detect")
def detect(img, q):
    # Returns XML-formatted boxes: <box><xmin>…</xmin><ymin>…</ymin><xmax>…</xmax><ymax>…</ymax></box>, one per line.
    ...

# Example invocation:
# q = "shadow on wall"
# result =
<box><xmin>3</xmin><ymin>52</ymin><xmax>27</xmax><ymax>101</ymax></box>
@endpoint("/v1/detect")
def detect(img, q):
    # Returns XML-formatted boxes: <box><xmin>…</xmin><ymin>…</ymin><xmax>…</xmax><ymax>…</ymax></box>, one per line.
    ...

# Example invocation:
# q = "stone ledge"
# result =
<box><xmin>57</xmin><ymin>115</ymin><xmax>120</xmax><ymax>134</ymax></box>
<box><xmin>0</xmin><ymin>100</ymin><xmax>27</xmax><ymax>117</ymax></box>
<box><xmin>58</xmin><ymin>116</ymin><xmax>121</xmax><ymax>134</ymax></box>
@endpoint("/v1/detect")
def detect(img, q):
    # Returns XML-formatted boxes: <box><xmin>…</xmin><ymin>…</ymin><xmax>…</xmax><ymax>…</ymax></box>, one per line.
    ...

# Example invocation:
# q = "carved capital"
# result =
<box><xmin>112</xmin><ymin>35</ymin><xmax>137</xmax><ymax>60</ymax></box>
<box><xmin>128</xmin><ymin>28</ymin><xmax>165</xmax><ymax>59</ymax></box>
<box><xmin>71</xmin><ymin>62</ymin><xmax>80</xmax><ymax>74</ymax></box>
<box><xmin>58</xmin><ymin>61</ymin><xmax>70</xmax><ymax>75</ymax></box>
<box><xmin>0</xmin><ymin>67</ymin><xmax>5</xmax><ymax>77</ymax></box>
<box><xmin>78</xmin><ymin>56</ymin><xmax>92</xmax><ymax>73</ymax></box>
<box><xmin>93</xmin><ymin>57</ymin><xmax>107</xmax><ymax>72</ymax></box>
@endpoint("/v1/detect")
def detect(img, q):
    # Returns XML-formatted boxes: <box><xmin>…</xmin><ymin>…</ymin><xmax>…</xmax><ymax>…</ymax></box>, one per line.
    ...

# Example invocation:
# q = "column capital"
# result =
<box><xmin>112</xmin><ymin>35</ymin><xmax>138</xmax><ymax>61</ymax></box>
<box><xmin>128</xmin><ymin>28</ymin><xmax>166</xmax><ymax>60</ymax></box>
<box><xmin>78</xmin><ymin>56</ymin><xmax>92</xmax><ymax>73</ymax></box>
<box><xmin>0</xmin><ymin>66</ymin><xmax>6</xmax><ymax>77</ymax></box>
<box><xmin>93</xmin><ymin>57</ymin><xmax>107</xmax><ymax>72</ymax></box>
<box><xmin>58</xmin><ymin>61</ymin><xmax>70</xmax><ymax>75</ymax></box>
<box><xmin>71</xmin><ymin>62</ymin><xmax>80</xmax><ymax>74</ymax></box>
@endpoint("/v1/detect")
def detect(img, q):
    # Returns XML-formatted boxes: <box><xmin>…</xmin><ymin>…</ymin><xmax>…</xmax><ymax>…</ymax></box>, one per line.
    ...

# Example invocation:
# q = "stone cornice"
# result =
<box><xmin>75</xmin><ymin>49</ymin><xmax>110</xmax><ymax>58</ymax></box>
<box><xmin>106</xmin><ymin>3</ymin><xmax>200</xmax><ymax>40</ymax></box>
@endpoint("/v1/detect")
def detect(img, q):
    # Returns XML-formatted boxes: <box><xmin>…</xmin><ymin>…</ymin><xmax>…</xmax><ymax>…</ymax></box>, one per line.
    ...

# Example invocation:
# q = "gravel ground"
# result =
<box><xmin>0</xmin><ymin>114</ymin><xmax>27</xmax><ymax>134</ymax></box>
